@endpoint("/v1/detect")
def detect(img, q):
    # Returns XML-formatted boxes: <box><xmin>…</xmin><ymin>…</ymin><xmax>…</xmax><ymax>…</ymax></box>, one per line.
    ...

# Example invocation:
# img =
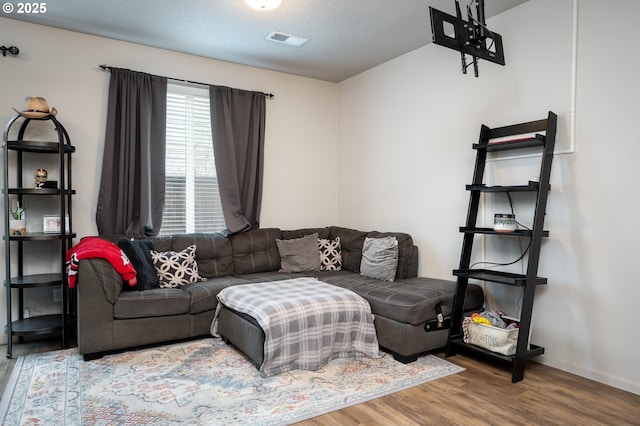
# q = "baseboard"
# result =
<box><xmin>539</xmin><ymin>357</ymin><xmax>640</xmax><ymax>396</ymax></box>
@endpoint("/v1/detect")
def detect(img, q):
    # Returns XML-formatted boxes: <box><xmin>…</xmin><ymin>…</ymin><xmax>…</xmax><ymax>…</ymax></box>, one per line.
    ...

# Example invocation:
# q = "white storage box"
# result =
<box><xmin>462</xmin><ymin>316</ymin><xmax>530</xmax><ymax>356</ymax></box>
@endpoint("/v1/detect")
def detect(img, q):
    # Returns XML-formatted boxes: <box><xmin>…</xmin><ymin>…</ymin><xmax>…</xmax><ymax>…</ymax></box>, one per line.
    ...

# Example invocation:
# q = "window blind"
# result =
<box><xmin>160</xmin><ymin>84</ymin><xmax>226</xmax><ymax>235</ymax></box>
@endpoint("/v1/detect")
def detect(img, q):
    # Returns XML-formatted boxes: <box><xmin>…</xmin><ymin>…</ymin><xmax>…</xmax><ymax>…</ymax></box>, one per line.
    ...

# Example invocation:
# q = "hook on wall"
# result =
<box><xmin>1</xmin><ymin>45</ymin><xmax>20</xmax><ymax>57</ymax></box>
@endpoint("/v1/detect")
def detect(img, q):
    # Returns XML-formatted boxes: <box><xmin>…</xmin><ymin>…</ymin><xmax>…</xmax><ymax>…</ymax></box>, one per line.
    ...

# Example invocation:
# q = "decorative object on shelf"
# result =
<box><xmin>35</xmin><ymin>168</ymin><xmax>48</xmax><ymax>188</ymax></box>
<box><xmin>9</xmin><ymin>202</ymin><xmax>27</xmax><ymax>235</ymax></box>
<box><xmin>12</xmin><ymin>96</ymin><xmax>58</xmax><ymax>119</ymax></box>
<box><xmin>43</xmin><ymin>214</ymin><xmax>69</xmax><ymax>233</ymax></box>
<box><xmin>493</xmin><ymin>213</ymin><xmax>517</xmax><ymax>232</ymax></box>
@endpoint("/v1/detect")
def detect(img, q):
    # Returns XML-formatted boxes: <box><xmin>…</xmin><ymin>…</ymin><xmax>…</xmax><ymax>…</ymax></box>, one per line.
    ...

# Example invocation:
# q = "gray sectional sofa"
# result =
<box><xmin>76</xmin><ymin>226</ymin><xmax>484</xmax><ymax>363</ymax></box>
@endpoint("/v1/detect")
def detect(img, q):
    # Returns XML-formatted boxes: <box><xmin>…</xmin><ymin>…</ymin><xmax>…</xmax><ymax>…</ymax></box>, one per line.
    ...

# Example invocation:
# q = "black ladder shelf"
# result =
<box><xmin>445</xmin><ymin>111</ymin><xmax>557</xmax><ymax>382</ymax></box>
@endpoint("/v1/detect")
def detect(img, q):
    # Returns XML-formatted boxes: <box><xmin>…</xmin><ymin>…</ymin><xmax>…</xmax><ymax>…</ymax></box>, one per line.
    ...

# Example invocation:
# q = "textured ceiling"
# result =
<box><xmin>5</xmin><ymin>0</ymin><xmax>528</xmax><ymax>82</ymax></box>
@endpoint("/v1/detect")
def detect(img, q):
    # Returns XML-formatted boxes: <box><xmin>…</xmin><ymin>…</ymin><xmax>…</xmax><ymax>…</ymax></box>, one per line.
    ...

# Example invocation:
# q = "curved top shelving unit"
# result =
<box><xmin>3</xmin><ymin>112</ymin><xmax>75</xmax><ymax>358</ymax></box>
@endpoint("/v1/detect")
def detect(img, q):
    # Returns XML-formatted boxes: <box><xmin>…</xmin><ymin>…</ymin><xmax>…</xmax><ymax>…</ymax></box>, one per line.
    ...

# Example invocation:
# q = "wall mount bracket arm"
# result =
<box><xmin>429</xmin><ymin>0</ymin><xmax>505</xmax><ymax>77</ymax></box>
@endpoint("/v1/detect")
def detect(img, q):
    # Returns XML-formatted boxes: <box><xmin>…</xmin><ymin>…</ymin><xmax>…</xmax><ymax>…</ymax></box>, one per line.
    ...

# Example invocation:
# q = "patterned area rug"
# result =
<box><xmin>0</xmin><ymin>338</ymin><xmax>463</xmax><ymax>425</ymax></box>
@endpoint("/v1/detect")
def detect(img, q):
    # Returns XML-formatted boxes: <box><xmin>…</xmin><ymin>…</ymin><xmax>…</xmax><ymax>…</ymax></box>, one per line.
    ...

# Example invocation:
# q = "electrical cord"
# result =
<box><xmin>469</xmin><ymin>191</ymin><xmax>531</xmax><ymax>269</ymax></box>
<box><xmin>469</xmin><ymin>239</ymin><xmax>531</xmax><ymax>269</ymax></box>
<box><xmin>471</xmin><ymin>190</ymin><xmax>531</xmax><ymax>318</ymax></box>
<box><xmin>506</xmin><ymin>192</ymin><xmax>531</xmax><ymax>231</ymax></box>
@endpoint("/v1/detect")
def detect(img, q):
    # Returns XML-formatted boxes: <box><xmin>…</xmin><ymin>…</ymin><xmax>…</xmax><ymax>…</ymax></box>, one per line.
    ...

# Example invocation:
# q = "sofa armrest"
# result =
<box><xmin>76</xmin><ymin>258</ymin><xmax>123</xmax><ymax>355</ymax></box>
<box><xmin>78</xmin><ymin>258</ymin><xmax>126</xmax><ymax>303</ymax></box>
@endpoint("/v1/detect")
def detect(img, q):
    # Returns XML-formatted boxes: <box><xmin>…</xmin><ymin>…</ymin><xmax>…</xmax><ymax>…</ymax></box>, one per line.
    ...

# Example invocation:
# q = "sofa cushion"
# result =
<box><xmin>231</xmin><ymin>228</ymin><xmax>282</xmax><ymax>274</ymax></box>
<box><xmin>320</xmin><ymin>275</ymin><xmax>484</xmax><ymax>325</ymax></box>
<box><xmin>328</xmin><ymin>227</ymin><xmax>368</xmax><ymax>273</ymax></box>
<box><xmin>281</xmin><ymin>227</ymin><xmax>331</xmax><ymax>240</ymax></box>
<box><xmin>114</xmin><ymin>288</ymin><xmax>191</xmax><ymax>319</ymax></box>
<box><xmin>183</xmin><ymin>277</ymin><xmax>251</xmax><ymax>314</ymax></box>
<box><xmin>117</xmin><ymin>238</ymin><xmax>159</xmax><ymax>291</ymax></box>
<box><xmin>360</xmin><ymin>236</ymin><xmax>399</xmax><ymax>282</ymax></box>
<box><xmin>367</xmin><ymin>231</ymin><xmax>414</xmax><ymax>280</ymax></box>
<box><xmin>151</xmin><ymin>245</ymin><xmax>204</xmax><ymax>288</ymax></box>
<box><xmin>318</xmin><ymin>237</ymin><xmax>342</xmax><ymax>271</ymax></box>
<box><xmin>276</xmin><ymin>232</ymin><xmax>321</xmax><ymax>273</ymax></box>
<box><xmin>148</xmin><ymin>235</ymin><xmax>173</xmax><ymax>252</ymax></box>
<box><xmin>235</xmin><ymin>271</ymin><xmax>303</xmax><ymax>283</ymax></box>
<box><xmin>171</xmin><ymin>233</ymin><xmax>235</xmax><ymax>278</ymax></box>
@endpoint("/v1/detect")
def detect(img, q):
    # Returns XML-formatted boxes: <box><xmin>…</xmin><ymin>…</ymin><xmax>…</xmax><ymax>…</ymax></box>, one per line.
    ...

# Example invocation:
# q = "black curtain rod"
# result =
<box><xmin>99</xmin><ymin>64</ymin><xmax>274</xmax><ymax>98</ymax></box>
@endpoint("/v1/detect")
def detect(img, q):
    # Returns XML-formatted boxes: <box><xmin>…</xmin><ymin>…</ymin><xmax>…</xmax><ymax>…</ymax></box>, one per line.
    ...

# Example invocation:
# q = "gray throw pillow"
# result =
<box><xmin>360</xmin><ymin>236</ymin><xmax>399</xmax><ymax>282</ymax></box>
<box><xmin>276</xmin><ymin>233</ymin><xmax>321</xmax><ymax>273</ymax></box>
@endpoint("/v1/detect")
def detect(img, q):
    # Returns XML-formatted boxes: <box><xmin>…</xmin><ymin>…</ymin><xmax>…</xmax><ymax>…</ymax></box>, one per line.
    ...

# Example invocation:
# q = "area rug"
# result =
<box><xmin>0</xmin><ymin>338</ymin><xmax>463</xmax><ymax>425</ymax></box>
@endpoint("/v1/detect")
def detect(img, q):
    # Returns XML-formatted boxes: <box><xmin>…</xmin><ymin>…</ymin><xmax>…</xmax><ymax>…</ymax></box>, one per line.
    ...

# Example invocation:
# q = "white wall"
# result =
<box><xmin>0</xmin><ymin>18</ymin><xmax>339</xmax><ymax>340</ymax></box>
<box><xmin>2</xmin><ymin>0</ymin><xmax>639</xmax><ymax>396</ymax></box>
<box><xmin>338</xmin><ymin>0</ymin><xmax>640</xmax><ymax>394</ymax></box>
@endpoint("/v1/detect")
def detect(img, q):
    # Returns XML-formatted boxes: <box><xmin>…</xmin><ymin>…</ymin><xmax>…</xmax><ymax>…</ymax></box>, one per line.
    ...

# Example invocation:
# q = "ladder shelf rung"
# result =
<box><xmin>466</xmin><ymin>182</ymin><xmax>548</xmax><ymax>192</ymax></box>
<box><xmin>459</xmin><ymin>227</ymin><xmax>549</xmax><ymax>238</ymax></box>
<box><xmin>449</xmin><ymin>339</ymin><xmax>545</xmax><ymax>362</ymax></box>
<box><xmin>473</xmin><ymin>134</ymin><xmax>546</xmax><ymax>152</ymax></box>
<box><xmin>453</xmin><ymin>269</ymin><xmax>547</xmax><ymax>286</ymax></box>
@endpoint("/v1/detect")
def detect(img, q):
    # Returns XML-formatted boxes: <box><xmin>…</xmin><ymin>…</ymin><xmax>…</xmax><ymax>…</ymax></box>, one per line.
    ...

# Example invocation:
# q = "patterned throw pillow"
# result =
<box><xmin>318</xmin><ymin>237</ymin><xmax>342</xmax><ymax>271</ymax></box>
<box><xmin>150</xmin><ymin>245</ymin><xmax>204</xmax><ymax>288</ymax></box>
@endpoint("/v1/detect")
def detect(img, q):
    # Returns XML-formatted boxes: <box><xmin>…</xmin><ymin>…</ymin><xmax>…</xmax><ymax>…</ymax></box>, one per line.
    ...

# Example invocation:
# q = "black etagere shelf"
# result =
<box><xmin>3</xmin><ymin>114</ymin><xmax>76</xmax><ymax>358</ymax></box>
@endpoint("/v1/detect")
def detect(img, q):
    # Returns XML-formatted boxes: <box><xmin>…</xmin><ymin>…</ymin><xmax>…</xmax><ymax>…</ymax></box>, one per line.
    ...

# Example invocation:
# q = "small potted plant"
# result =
<box><xmin>9</xmin><ymin>202</ymin><xmax>27</xmax><ymax>236</ymax></box>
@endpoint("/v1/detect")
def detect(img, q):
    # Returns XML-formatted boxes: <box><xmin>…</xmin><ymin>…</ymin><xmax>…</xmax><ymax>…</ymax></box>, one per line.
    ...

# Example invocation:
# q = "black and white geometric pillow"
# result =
<box><xmin>150</xmin><ymin>245</ymin><xmax>204</xmax><ymax>288</ymax></box>
<box><xmin>318</xmin><ymin>237</ymin><xmax>342</xmax><ymax>271</ymax></box>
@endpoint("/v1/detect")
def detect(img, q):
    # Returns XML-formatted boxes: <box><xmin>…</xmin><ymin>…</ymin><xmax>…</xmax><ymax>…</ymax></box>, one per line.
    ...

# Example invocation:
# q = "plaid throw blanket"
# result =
<box><xmin>211</xmin><ymin>277</ymin><xmax>381</xmax><ymax>376</ymax></box>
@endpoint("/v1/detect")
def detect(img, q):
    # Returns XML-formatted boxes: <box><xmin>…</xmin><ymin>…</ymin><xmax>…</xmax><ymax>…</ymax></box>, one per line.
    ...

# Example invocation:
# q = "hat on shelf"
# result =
<box><xmin>13</xmin><ymin>96</ymin><xmax>58</xmax><ymax>118</ymax></box>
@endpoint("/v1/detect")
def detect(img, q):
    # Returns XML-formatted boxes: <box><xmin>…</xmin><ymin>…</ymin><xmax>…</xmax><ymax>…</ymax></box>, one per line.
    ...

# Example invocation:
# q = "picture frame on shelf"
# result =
<box><xmin>43</xmin><ymin>215</ymin><xmax>69</xmax><ymax>233</ymax></box>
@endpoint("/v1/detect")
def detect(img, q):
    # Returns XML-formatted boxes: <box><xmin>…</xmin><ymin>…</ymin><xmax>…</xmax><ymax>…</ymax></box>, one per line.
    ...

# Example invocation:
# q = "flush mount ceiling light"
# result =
<box><xmin>245</xmin><ymin>0</ymin><xmax>282</xmax><ymax>11</ymax></box>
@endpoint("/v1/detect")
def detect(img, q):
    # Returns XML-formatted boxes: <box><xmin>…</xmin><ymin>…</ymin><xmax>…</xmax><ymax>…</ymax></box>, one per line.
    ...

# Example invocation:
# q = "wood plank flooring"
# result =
<box><xmin>295</xmin><ymin>353</ymin><xmax>640</xmax><ymax>425</ymax></box>
<box><xmin>2</xmin><ymin>340</ymin><xmax>639</xmax><ymax>425</ymax></box>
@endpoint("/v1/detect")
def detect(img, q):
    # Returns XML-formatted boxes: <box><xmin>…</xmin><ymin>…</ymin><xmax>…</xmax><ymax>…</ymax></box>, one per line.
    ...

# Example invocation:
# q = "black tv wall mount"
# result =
<box><xmin>429</xmin><ymin>0</ymin><xmax>505</xmax><ymax>77</ymax></box>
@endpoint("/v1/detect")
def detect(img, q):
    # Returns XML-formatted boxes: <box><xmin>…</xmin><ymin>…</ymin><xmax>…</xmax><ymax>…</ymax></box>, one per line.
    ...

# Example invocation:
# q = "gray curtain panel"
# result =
<box><xmin>209</xmin><ymin>86</ymin><xmax>266</xmax><ymax>234</ymax></box>
<box><xmin>96</xmin><ymin>68</ymin><xmax>168</xmax><ymax>237</ymax></box>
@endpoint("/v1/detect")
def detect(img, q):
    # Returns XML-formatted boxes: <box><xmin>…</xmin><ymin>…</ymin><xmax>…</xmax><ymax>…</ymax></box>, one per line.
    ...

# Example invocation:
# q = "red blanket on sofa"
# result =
<box><xmin>66</xmin><ymin>237</ymin><xmax>137</xmax><ymax>288</ymax></box>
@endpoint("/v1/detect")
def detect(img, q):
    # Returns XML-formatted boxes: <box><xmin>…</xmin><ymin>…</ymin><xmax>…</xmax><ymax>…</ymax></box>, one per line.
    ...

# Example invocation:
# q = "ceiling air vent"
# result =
<box><xmin>266</xmin><ymin>31</ymin><xmax>308</xmax><ymax>47</ymax></box>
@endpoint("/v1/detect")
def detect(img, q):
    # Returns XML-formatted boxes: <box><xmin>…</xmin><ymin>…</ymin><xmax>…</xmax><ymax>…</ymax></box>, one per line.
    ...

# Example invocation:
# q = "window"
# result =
<box><xmin>160</xmin><ymin>83</ymin><xmax>226</xmax><ymax>235</ymax></box>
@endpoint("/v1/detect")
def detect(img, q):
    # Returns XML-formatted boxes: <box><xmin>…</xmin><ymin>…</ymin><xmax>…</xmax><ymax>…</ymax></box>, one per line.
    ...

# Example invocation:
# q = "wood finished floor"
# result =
<box><xmin>2</xmin><ymin>339</ymin><xmax>639</xmax><ymax>425</ymax></box>
<box><xmin>295</xmin><ymin>353</ymin><xmax>640</xmax><ymax>426</ymax></box>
